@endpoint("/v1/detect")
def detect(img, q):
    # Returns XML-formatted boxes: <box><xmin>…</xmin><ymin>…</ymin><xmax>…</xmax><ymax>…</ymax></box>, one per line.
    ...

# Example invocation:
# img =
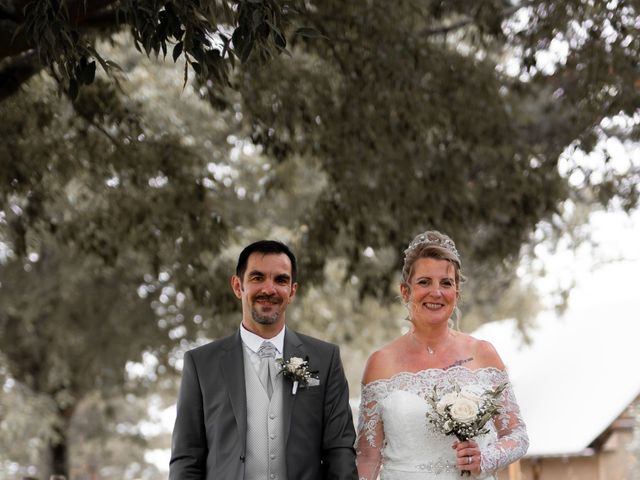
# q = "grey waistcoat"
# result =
<box><xmin>243</xmin><ymin>347</ymin><xmax>287</xmax><ymax>480</ymax></box>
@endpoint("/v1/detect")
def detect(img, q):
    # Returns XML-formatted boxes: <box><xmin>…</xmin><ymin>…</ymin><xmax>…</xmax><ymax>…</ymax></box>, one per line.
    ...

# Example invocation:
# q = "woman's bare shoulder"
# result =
<box><xmin>469</xmin><ymin>336</ymin><xmax>505</xmax><ymax>370</ymax></box>
<box><xmin>361</xmin><ymin>336</ymin><xmax>408</xmax><ymax>384</ymax></box>
<box><xmin>447</xmin><ymin>331</ymin><xmax>505</xmax><ymax>370</ymax></box>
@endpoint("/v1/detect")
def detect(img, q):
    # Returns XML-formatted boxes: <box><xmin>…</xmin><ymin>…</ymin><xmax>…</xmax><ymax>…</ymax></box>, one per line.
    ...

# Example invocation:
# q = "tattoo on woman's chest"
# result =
<box><xmin>446</xmin><ymin>357</ymin><xmax>473</xmax><ymax>369</ymax></box>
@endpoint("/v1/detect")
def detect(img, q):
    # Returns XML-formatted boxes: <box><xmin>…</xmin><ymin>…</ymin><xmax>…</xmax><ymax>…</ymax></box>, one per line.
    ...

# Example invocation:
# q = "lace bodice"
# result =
<box><xmin>355</xmin><ymin>367</ymin><xmax>528</xmax><ymax>480</ymax></box>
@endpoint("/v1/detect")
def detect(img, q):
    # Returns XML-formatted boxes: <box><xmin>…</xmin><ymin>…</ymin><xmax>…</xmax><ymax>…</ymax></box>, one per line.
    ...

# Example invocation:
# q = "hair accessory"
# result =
<box><xmin>403</xmin><ymin>231</ymin><xmax>460</xmax><ymax>260</ymax></box>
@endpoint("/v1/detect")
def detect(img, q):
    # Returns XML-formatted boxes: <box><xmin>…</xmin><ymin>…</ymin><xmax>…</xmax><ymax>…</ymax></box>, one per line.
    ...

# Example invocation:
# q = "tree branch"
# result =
<box><xmin>0</xmin><ymin>50</ymin><xmax>41</xmax><ymax>102</ymax></box>
<box><xmin>418</xmin><ymin>0</ymin><xmax>540</xmax><ymax>37</ymax></box>
<box><xmin>0</xmin><ymin>0</ymin><xmax>119</xmax><ymax>61</ymax></box>
<box><xmin>0</xmin><ymin>4</ymin><xmax>122</xmax><ymax>102</ymax></box>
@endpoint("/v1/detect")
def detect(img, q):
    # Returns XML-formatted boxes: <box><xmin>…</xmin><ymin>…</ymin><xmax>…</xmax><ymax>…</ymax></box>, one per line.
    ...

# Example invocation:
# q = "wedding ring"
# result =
<box><xmin>468</xmin><ymin>456</ymin><xmax>472</xmax><ymax>464</ymax></box>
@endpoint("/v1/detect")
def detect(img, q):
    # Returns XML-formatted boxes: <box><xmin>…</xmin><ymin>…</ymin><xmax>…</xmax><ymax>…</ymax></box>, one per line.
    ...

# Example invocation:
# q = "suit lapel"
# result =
<box><xmin>220</xmin><ymin>331</ymin><xmax>247</xmax><ymax>452</ymax></box>
<box><xmin>282</xmin><ymin>328</ymin><xmax>307</xmax><ymax>446</ymax></box>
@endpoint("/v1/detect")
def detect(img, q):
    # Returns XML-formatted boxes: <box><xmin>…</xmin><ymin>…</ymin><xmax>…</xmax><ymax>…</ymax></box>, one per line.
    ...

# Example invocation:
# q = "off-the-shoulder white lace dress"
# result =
<box><xmin>355</xmin><ymin>367</ymin><xmax>528</xmax><ymax>480</ymax></box>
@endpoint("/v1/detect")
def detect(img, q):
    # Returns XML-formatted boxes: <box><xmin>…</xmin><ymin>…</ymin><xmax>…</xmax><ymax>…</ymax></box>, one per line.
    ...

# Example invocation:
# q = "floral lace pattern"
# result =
<box><xmin>355</xmin><ymin>367</ymin><xmax>528</xmax><ymax>480</ymax></box>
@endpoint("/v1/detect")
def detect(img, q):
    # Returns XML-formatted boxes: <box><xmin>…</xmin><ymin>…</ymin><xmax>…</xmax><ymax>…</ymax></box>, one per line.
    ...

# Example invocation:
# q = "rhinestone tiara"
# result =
<box><xmin>403</xmin><ymin>231</ymin><xmax>460</xmax><ymax>260</ymax></box>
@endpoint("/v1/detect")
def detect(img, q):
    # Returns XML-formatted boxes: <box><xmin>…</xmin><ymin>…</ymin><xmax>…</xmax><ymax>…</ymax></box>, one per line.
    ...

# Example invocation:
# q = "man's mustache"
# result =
<box><xmin>254</xmin><ymin>294</ymin><xmax>282</xmax><ymax>304</ymax></box>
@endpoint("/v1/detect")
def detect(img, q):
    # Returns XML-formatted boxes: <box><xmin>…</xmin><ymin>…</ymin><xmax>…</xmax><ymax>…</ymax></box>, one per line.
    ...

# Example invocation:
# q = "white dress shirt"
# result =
<box><xmin>240</xmin><ymin>323</ymin><xmax>285</xmax><ymax>375</ymax></box>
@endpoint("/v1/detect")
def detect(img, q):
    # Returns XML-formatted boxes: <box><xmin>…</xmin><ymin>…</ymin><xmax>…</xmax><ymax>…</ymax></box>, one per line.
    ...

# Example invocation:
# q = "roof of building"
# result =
<box><xmin>472</xmin><ymin>260</ymin><xmax>640</xmax><ymax>457</ymax></box>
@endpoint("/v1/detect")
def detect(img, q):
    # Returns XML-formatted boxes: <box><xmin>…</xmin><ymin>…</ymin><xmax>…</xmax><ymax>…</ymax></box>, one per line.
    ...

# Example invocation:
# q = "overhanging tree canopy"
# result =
<box><xmin>1</xmin><ymin>0</ymin><xmax>638</xmax><ymax>302</ymax></box>
<box><xmin>1</xmin><ymin>2</ymin><xmax>639</xmax><ymax>477</ymax></box>
<box><xmin>0</xmin><ymin>0</ymin><xmax>305</xmax><ymax>98</ymax></box>
<box><xmin>231</xmin><ymin>0</ymin><xmax>640</xmax><ymax>294</ymax></box>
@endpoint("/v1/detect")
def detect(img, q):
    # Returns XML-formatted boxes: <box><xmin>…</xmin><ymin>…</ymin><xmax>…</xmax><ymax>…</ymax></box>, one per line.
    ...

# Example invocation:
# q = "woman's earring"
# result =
<box><xmin>450</xmin><ymin>305</ymin><xmax>460</xmax><ymax>330</ymax></box>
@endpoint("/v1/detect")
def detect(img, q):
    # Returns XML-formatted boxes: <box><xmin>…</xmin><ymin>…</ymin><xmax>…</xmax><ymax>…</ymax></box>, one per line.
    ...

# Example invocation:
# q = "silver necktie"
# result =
<box><xmin>257</xmin><ymin>341</ymin><xmax>277</xmax><ymax>398</ymax></box>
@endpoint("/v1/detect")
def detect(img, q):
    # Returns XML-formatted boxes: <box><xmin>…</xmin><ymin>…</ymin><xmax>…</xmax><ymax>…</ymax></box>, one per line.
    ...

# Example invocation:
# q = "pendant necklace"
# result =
<box><xmin>411</xmin><ymin>330</ymin><xmax>451</xmax><ymax>355</ymax></box>
<box><xmin>411</xmin><ymin>332</ymin><xmax>436</xmax><ymax>355</ymax></box>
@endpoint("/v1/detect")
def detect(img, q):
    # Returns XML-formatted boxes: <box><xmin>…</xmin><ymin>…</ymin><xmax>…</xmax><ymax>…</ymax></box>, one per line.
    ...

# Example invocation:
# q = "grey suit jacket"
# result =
<box><xmin>169</xmin><ymin>329</ymin><xmax>358</xmax><ymax>480</ymax></box>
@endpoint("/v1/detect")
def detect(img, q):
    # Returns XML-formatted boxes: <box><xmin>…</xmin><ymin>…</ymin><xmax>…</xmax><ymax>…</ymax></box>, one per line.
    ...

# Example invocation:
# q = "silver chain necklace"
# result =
<box><xmin>411</xmin><ymin>331</ymin><xmax>450</xmax><ymax>355</ymax></box>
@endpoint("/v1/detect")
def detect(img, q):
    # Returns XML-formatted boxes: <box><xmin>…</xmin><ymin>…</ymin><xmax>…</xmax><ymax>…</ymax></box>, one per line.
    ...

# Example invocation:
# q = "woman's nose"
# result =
<box><xmin>428</xmin><ymin>286</ymin><xmax>442</xmax><ymax>296</ymax></box>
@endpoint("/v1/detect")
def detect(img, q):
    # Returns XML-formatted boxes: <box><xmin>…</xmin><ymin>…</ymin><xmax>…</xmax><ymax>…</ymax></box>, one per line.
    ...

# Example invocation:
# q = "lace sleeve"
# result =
<box><xmin>355</xmin><ymin>381</ymin><xmax>385</xmax><ymax>480</ymax></box>
<box><xmin>479</xmin><ymin>374</ymin><xmax>529</xmax><ymax>478</ymax></box>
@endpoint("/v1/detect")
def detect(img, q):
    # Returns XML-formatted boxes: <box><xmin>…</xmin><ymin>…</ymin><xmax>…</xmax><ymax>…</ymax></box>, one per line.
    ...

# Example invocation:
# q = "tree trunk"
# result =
<box><xmin>48</xmin><ymin>411</ymin><xmax>71</xmax><ymax>480</ymax></box>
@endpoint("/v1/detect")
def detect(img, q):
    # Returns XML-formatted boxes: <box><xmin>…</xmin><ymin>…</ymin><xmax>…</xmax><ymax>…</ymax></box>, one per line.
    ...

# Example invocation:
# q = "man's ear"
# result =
<box><xmin>231</xmin><ymin>275</ymin><xmax>243</xmax><ymax>299</ymax></box>
<box><xmin>288</xmin><ymin>282</ymin><xmax>298</xmax><ymax>302</ymax></box>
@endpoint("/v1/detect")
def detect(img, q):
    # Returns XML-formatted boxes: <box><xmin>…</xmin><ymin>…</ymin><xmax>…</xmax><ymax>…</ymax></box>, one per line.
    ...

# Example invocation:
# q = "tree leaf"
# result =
<box><xmin>173</xmin><ymin>42</ymin><xmax>183</xmax><ymax>62</ymax></box>
<box><xmin>68</xmin><ymin>78</ymin><xmax>79</xmax><ymax>100</ymax></box>
<box><xmin>84</xmin><ymin>61</ymin><xmax>96</xmax><ymax>85</ymax></box>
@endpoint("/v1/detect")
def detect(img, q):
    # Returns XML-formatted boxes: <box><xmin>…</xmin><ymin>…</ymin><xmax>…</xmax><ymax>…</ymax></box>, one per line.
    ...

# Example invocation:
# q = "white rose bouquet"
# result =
<box><xmin>426</xmin><ymin>382</ymin><xmax>507</xmax><ymax>476</ymax></box>
<box><xmin>277</xmin><ymin>356</ymin><xmax>316</xmax><ymax>394</ymax></box>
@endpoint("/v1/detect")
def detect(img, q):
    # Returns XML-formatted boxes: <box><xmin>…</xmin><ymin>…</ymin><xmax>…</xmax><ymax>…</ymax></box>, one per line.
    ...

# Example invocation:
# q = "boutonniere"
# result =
<box><xmin>277</xmin><ymin>356</ymin><xmax>317</xmax><ymax>394</ymax></box>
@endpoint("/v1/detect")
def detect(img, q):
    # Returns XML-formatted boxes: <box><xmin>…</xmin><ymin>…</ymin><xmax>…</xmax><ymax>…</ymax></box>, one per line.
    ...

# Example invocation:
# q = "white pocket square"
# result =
<box><xmin>306</xmin><ymin>377</ymin><xmax>320</xmax><ymax>387</ymax></box>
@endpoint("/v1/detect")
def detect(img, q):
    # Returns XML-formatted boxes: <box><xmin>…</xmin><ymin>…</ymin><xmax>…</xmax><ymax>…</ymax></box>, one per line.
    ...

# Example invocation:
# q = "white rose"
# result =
<box><xmin>288</xmin><ymin>357</ymin><xmax>305</xmax><ymax>369</ymax></box>
<box><xmin>436</xmin><ymin>392</ymin><xmax>459</xmax><ymax>415</ymax></box>
<box><xmin>449</xmin><ymin>397</ymin><xmax>479</xmax><ymax>423</ymax></box>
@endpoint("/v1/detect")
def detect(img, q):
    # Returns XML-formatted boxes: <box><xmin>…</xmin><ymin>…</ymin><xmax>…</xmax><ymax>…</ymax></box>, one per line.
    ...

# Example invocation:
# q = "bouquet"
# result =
<box><xmin>426</xmin><ymin>382</ymin><xmax>507</xmax><ymax>476</ymax></box>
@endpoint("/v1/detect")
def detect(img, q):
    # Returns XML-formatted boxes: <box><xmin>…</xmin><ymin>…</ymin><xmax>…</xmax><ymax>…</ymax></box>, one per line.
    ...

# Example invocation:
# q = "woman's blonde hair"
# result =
<box><xmin>401</xmin><ymin>230</ymin><xmax>465</xmax><ymax>290</ymax></box>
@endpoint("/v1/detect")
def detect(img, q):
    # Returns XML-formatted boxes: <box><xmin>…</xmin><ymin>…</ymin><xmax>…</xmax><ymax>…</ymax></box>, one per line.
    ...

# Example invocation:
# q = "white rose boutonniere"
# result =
<box><xmin>277</xmin><ymin>356</ymin><xmax>317</xmax><ymax>394</ymax></box>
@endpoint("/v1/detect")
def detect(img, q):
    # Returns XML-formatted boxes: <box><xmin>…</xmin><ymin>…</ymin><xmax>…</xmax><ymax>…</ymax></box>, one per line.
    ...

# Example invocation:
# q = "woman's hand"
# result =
<box><xmin>453</xmin><ymin>439</ymin><xmax>482</xmax><ymax>476</ymax></box>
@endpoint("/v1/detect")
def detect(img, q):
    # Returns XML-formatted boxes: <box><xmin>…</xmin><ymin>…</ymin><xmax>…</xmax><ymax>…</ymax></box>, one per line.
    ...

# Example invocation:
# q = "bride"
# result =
<box><xmin>356</xmin><ymin>231</ymin><xmax>528</xmax><ymax>479</ymax></box>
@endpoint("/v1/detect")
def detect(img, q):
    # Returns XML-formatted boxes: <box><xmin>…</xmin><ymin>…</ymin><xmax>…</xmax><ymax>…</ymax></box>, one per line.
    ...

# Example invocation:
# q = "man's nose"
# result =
<box><xmin>261</xmin><ymin>279</ymin><xmax>277</xmax><ymax>294</ymax></box>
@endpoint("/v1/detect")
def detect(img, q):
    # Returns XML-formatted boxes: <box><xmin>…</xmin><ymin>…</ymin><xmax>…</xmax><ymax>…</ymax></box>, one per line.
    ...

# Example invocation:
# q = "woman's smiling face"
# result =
<box><xmin>401</xmin><ymin>257</ymin><xmax>458</xmax><ymax>326</ymax></box>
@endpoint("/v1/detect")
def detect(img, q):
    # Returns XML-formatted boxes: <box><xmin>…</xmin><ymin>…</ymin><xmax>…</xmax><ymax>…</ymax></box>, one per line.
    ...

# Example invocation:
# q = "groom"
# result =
<box><xmin>169</xmin><ymin>240</ymin><xmax>358</xmax><ymax>479</ymax></box>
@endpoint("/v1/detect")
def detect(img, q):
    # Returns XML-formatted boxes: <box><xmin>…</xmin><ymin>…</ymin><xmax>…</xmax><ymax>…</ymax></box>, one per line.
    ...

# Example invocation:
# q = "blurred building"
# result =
<box><xmin>501</xmin><ymin>395</ymin><xmax>639</xmax><ymax>480</ymax></box>
<box><xmin>475</xmin><ymin>306</ymin><xmax>640</xmax><ymax>480</ymax></box>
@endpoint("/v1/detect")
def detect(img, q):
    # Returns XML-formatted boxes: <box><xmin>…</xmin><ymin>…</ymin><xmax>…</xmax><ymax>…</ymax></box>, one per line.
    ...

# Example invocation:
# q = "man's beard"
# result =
<box><xmin>251</xmin><ymin>309</ymin><xmax>280</xmax><ymax>325</ymax></box>
<box><xmin>251</xmin><ymin>295</ymin><xmax>282</xmax><ymax>325</ymax></box>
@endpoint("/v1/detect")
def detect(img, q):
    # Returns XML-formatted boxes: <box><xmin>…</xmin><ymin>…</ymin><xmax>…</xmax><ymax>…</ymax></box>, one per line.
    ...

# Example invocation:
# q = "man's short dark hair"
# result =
<box><xmin>236</xmin><ymin>240</ymin><xmax>297</xmax><ymax>283</ymax></box>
